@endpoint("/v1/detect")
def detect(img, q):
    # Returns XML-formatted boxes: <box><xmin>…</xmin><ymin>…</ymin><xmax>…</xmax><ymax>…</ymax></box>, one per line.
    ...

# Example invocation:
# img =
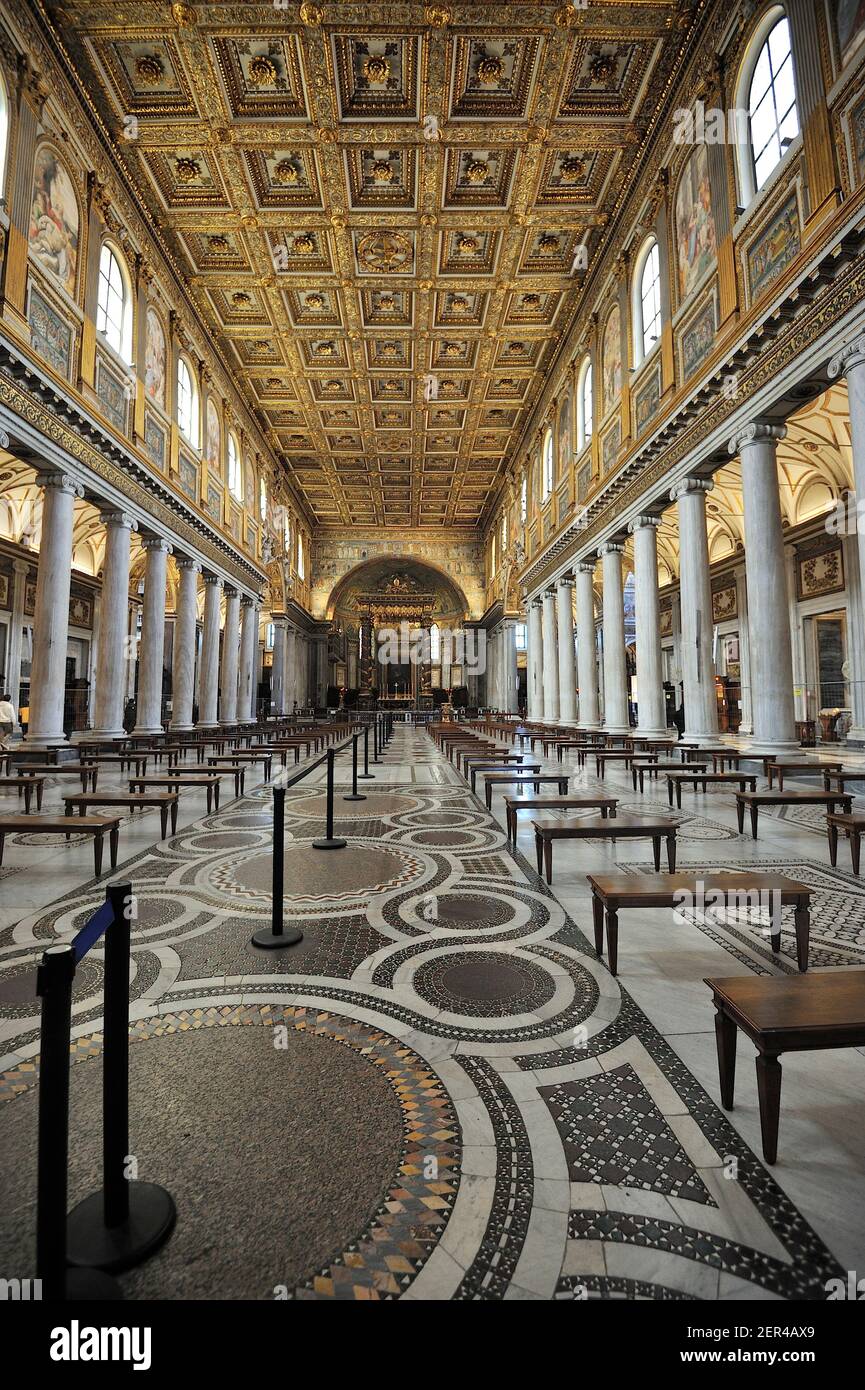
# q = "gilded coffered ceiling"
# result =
<box><xmin>40</xmin><ymin>0</ymin><xmax>701</xmax><ymax>529</ymax></box>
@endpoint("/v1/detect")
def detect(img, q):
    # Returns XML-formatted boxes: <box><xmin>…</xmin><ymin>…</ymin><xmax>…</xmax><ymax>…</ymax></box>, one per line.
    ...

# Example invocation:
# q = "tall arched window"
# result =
<box><xmin>577</xmin><ymin>357</ymin><xmax>593</xmax><ymax>452</ymax></box>
<box><xmin>283</xmin><ymin>512</ymin><xmax>291</xmax><ymax>552</ymax></box>
<box><xmin>520</xmin><ymin>474</ymin><xmax>528</xmax><ymax>523</ymax></box>
<box><xmin>176</xmin><ymin>356</ymin><xmax>199</xmax><ymax>447</ymax></box>
<box><xmin>491</xmin><ymin>531</ymin><xmax>497</xmax><ymax>576</ymax></box>
<box><xmin>297</xmin><ymin>534</ymin><xmax>305</xmax><ymax>581</ymax></box>
<box><xmin>259</xmin><ymin>476</ymin><xmax>267</xmax><ymax>523</ymax></box>
<box><xmin>501</xmin><ymin>512</ymin><xmax>508</xmax><ymax>551</ymax></box>
<box><xmin>746</xmin><ymin>11</ymin><xmax>799</xmax><ymax>194</ymax></box>
<box><xmin>542</xmin><ymin>426</ymin><xmax>554</xmax><ymax>500</ymax></box>
<box><xmin>430</xmin><ymin>623</ymin><xmax>441</xmax><ymax>663</ymax></box>
<box><xmin>0</xmin><ymin>71</ymin><xmax>9</xmax><ymax>200</ymax></box>
<box><xmin>96</xmin><ymin>243</ymin><xmax>132</xmax><ymax>361</ymax></box>
<box><xmin>634</xmin><ymin>240</ymin><xmax>662</xmax><ymax>364</ymax></box>
<box><xmin>227</xmin><ymin>432</ymin><xmax>242</xmax><ymax>501</ymax></box>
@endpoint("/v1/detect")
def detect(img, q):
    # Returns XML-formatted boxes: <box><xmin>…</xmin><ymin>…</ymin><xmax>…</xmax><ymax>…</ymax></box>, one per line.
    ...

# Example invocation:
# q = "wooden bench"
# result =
<box><xmin>532</xmin><ymin>814</ymin><xmax>679</xmax><ymax>883</ymax></box>
<box><xmin>80</xmin><ymin>751</ymin><xmax>149</xmax><ymax>776</ymax></box>
<box><xmin>457</xmin><ymin>745</ymin><xmax>510</xmax><ymax>773</ymax></box>
<box><xmin>705</xmin><ymin>971</ymin><xmax>865</xmax><ymax>1162</ymax></box>
<box><xmin>709</xmin><ymin>750</ymin><xmax>750</xmax><ymax>772</ymax></box>
<box><xmin>129</xmin><ymin>774</ymin><xmax>223</xmax><ymax>813</ymax></box>
<box><xmin>821</xmin><ymin>768</ymin><xmax>865</xmax><ymax>793</ymax></box>
<box><xmin>63</xmin><ymin>790</ymin><xmax>179</xmax><ymax>839</ymax></box>
<box><xmin>10</xmin><ymin>762</ymin><xmax>99</xmax><ymax>791</ymax></box>
<box><xmin>735</xmin><ymin>789</ymin><xmax>853</xmax><ymax>838</ymax></box>
<box><xmin>826</xmin><ymin>811</ymin><xmax>865</xmax><ymax>874</ymax></box>
<box><xmin>765</xmin><ymin>759</ymin><xmax>844</xmax><ymax>790</ymax></box>
<box><xmin>665</xmin><ymin>770</ymin><xmax>758</xmax><ymax>808</ymax></box>
<box><xmin>207</xmin><ymin>753</ymin><xmax>271</xmax><ymax>782</ymax></box>
<box><xmin>594</xmin><ymin>750</ymin><xmax>656</xmax><ymax>777</ymax></box>
<box><xmin>470</xmin><ymin>761</ymin><xmax>540</xmax><ymax>794</ymax></box>
<box><xmin>588</xmin><ymin>871</ymin><xmax>812</xmax><ymax>977</ymax></box>
<box><xmin>484</xmin><ymin>772</ymin><xmax>569</xmax><ymax>809</ymax></box>
<box><xmin>631</xmin><ymin>760</ymin><xmax>707</xmax><ymax>793</ymax></box>
<box><xmin>0</xmin><ymin>813</ymin><xmax>121</xmax><ymax>875</ymax></box>
<box><xmin>0</xmin><ymin>775</ymin><xmax>46</xmax><ymax>812</ymax></box>
<box><xmin>553</xmin><ymin>740</ymin><xmax>590</xmax><ymax>762</ymax></box>
<box><xmin>504</xmin><ymin>795</ymin><xmax>617</xmax><ymax>846</ymax></box>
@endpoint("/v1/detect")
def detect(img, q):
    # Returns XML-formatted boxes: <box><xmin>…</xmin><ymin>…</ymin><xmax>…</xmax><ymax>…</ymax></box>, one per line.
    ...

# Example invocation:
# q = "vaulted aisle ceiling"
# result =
<box><xmin>46</xmin><ymin>0</ymin><xmax>701</xmax><ymax>529</ymax></box>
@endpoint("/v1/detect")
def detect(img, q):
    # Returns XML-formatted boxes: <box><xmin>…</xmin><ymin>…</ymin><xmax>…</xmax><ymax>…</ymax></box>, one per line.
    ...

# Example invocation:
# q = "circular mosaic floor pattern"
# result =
<box><xmin>412</xmin><ymin>950</ymin><xmax>558</xmax><ymax>1018</ymax></box>
<box><xmin>209</xmin><ymin>841</ymin><xmax>426</xmax><ymax>906</ymax></box>
<box><xmin>0</xmin><ymin>1005</ymin><xmax>460</xmax><ymax>1299</ymax></box>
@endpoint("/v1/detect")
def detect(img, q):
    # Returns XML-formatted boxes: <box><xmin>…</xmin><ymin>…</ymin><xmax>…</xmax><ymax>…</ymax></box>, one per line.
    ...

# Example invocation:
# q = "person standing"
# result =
<box><xmin>0</xmin><ymin>692</ymin><xmax>17</xmax><ymax>748</ymax></box>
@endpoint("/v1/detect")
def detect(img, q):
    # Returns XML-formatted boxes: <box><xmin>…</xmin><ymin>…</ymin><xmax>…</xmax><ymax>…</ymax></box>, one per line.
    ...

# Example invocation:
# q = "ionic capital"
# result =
<box><xmin>628</xmin><ymin>514</ymin><xmax>661</xmax><ymax>534</ymax></box>
<box><xmin>99</xmin><ymin>510</ymin><xmax>138</xmax><ymax>531</ymax></box>
<box><xmin>175</xmin><ymin>557</ymin><xmax>202</xmax><ymax>573</ymax></box>
<box><xmin>829</xmin><ymin>335</ymin><xmax>865</xmax><ymax>380</ymax></box>
<box><xmin>598</xmin><ymin>541</ymin><xmax>624</xmax><ymax>558</ymax></box>
<box><xmin>670</xmin><ymin>476</ymin><xmax>713</xmax><ymax>503</ymax></box>
<box><xmin>36</xmin><ymin>471</ymin><xmax>84</xmax><ymax>498</ymax></box>
<box><xmin>141</xmin><ymin>535</ymin><xmax>173</xmax><ymax>554</ymax></box>
<box><xmin>575</xmin><ymin>560</ymin><xmax>596</xmax><ymax>575</ymax></box>
<box><xmin>556</xmin><ymin>573</ymin><xmax>576</xmax><ymax>589</ymax></box>
<box><xmin>728</xmin><ymin>421</ymin><xmax>786</xmax><ymax>456</ymax></box>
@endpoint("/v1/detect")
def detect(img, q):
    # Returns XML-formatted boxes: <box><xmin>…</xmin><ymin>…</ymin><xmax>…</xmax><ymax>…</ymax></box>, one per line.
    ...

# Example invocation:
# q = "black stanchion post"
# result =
<box><xmin>358</xmin><ymin>722</ymin><xmax>374</xmax><ymax>780</ymax></box>
<box><xmin>373</xmin><ymin>715</ymin><xmax>381</xmax><ymax>764</ymax></box>
<box><xmin>343</xmin><ymin>731</ymin><xmax>366</xmax><ymax>802</ymax></box>
<box><xmin>253</xmin><ymin>787</ymin><xmax>303</xmax><ymax>947</ymax></box>
<box><xmin>313</xmin><ymin>747</ymin><xmax>347</xmax><ymax>849</ymax></box>
<box><xmin>67</xmin><ymin>885</ymin><xmax>177</xmax><ymax>1273</ymax></box>
<box><xmin>36</xmin><ymin>941</ymin><xmax>121</xmax><ymax>1300</ymax></box>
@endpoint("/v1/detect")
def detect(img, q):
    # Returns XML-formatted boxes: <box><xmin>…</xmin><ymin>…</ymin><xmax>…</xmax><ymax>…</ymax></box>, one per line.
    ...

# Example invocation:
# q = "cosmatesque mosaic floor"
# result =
<box><xmin>1</xmin><ymin>727</ymin><xmax>864</xmax><ymax>1301</ymax></box>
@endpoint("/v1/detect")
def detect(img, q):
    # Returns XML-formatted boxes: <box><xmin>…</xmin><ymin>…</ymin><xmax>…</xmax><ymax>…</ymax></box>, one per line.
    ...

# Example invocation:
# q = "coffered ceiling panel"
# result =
<box><xmin>51</xmin><ymin>0</ymin><xmax>697</xmax><ymax>529</ymax></box>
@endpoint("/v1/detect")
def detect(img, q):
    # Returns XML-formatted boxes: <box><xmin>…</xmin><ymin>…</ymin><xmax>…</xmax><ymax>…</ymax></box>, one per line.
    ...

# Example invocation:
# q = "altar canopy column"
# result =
<box><xmin>197</xmin><ymin>575</ymin><xmax>222</xmax><ymax>728</ymax></box>
<box><xmin>541</xmin><ymin>588</ymin><xmax>560</xmax><ymax>722</ymax></box>
<box><xmin>527</xmin><ymin>598</ymin><xmax>544</xmax><ymax>720</ymax></box>
<box><xmin>218</xmin><ymin>587</ymin><xmax>240</xmax><ymax>724</ymax></box>
<box><xmin>575</xmin><ymin>562</ymin><xmax>600</xmax><ymax>729</ymax></box>
<box><xmin>133</xmin><ymin>537</ymin><xmax>172</xmax><ymax>736</ymax></box>
<box><xmin>599</xmin><ymin>543</ymin><xmax>630</xmax><ymax>734</ymax></box>
<box><xmin>729</xmin><ymin>423</ymin><xmax>798</xmax><ymax>752</ymax></box>
<box><xmin>670</xmin><ymin>477</ymin><xmax>721</xmax><ymax>743</ymax></box>
<box><xmin>25</xmin><ymin>472</ymin><xmax>83</xmax><ymax>747</ymax></box>
<box><xmin>556</xmin><ymin>577</ymin><xmax>577</xmax><ymax>723</ymax></box>
<box><xmin>628</xmin><ymin>516</ymin><xmax>667</xmax><ymax>737</ymax></box>
<box><xmin>170</xmin><ymin>557</ymin><xmax>200</xmax><ymax>732</ymax></box>
<box><xmin>89</xmin><ymin>511</ymin><xmax>137</xmax><ymax>740</ymax></box>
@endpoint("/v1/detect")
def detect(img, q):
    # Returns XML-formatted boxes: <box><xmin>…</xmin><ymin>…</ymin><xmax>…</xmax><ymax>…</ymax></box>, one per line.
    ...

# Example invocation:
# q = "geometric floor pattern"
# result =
<box><xmin>0</xmin><ymin>727</ymin><xmax>857</xmax><ymax>1299</ymax></box>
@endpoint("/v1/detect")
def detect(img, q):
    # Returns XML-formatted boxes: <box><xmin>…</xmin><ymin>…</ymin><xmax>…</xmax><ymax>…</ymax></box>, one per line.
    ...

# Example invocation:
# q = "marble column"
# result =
<box><xmin>133</xmin><ymin>537</ymin><xmax>172</xmax><ymax>735</ymax></box>
<box><xmin>729</xmin><ymin>423</ymin><xmax>797</xmax><ymax>751</ymax></box>
<box><xmin>830</xmin><ymin>337</ymin><xmax>865</xmax><ymax>739</ymax></box>
<box><xmin>285</xmin><ymin>626</ymin><xmax>297</xmax><ymax>712</ymax></box>
<box><xmin>89</xmin><ymin>511</ymin><xmax>137</xmax><ymax>740</ymax></box>
<box><xmin>501</xmin><ymin>620</ymin><xmax>518</xmax><ymax>712</ymax></box>
<box><xmin>441</xmin><ymin>629</ymin><xmax>452</xmax><ymax>691</ymax></box>
<box><xmin>733</xmin><ymin>566</ymin><xmax>753</xmax><ymax>736</ymax></box>
<box><xmin>556</xmin><ymin>577</ymin><xmax>577</xmax><ymax>723</ymax></box>
<box><xmin>670</xmin><ymin>477</ymin><xmax>721</xmax><ymax>743</ymax></box>
<box><xmin>272</xmin><ymin>617</ymin><xmax>287</xmax><ymax>716</ymax></box>
<box><xmin>527</xmin><ymin>599</ymin><xmax>544</xmax><ymax>720</ymax></box>
<box><xmin>599</xmin><ymin>543</ymin><xmax>630</xmax><ymax>734</ymax></box>
<box><xmin>197</xmin><ymin>574</ymin><xmax>222</xmax><ymax>728</ymax></box>
<box><xmin>238</xmin><ymin>597</ymin><xmax>257</xmax><ymax>721</ymax></box>
<box><xmin>26</xmin><ymin>473</ymin><xmax>83</xmax><ymax>747</ymax></box>
<box><xmin>488</xmin><ymin>629</ymin><xmax>499</xmax><ymax>709</ymax></box>
<box><xmin>575</xmin><ymin>562</ymin><xmax>600</xmax><ymax>729</ymax></box>
<box><xmin>6</xmin><ymin>558</ymin><xmax>30</xmax><ymax>721</ymax></box>
<box><xmin>170</xmin><ymin>557</ymin><xmax>200</xmax><ymax>731</ymax></box>
<box><xmin>542</xmin><ymin>588</ymin><xmax>560</xmax><ymax>722</ymax></box>
<box><xmin>628</xmin><ymin>515</ymin><xmax>667</xmax><ymax>737</ymax></box>
<box><xmin>219</xmin><ymin>587</ymin><xmax>240</xmax><ymax>724</ymax></box>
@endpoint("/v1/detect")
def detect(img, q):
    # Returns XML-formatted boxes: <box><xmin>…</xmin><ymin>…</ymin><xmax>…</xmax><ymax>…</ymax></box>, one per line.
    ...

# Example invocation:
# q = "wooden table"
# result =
<box><xmin>826</xmin><ymin>811</ymin><xmax>865</xmax><ymax>874</ymax></box>
<box><xmin>0</xmin><ymin>775</ymin><xmax>46</xmax><ymax>812</ymax></box>
<box><xmin>553</xmin><ymin>740</ymin><xmax>590</xmax><ymax>762</ymax></box>
<box><xmin>705</xmin><ymin>972</ymin><xmax>865</xmax><ymax>1162</ymax></box>
<box><xmin>79</xmin><ymin>751</ymin><xmax>149</xmax><ymax>776</ymax></box>
<box><xmin>470</xmin><ymin>761</ymin><xmax>540</xmax><ymax>794</ymax></box>
<box><xmin>735</xmin><ymin>790</ymin><xmax>853</xmax><ymax>838</ymax></box>
<box><xmin>504</xmin><ymin>795</ymin><xmax>617</xmax><ymax>846</ymax></box>
<box><xmin>588</xmin><ymin>871</ymin><xmax>812</xmax><ymax>976</ymax></box>
<box><xmin>765</xmin><ymin>759</ymin><xmax>844</xmax><ymax>790</ymax></box>
<box><xmin>532</xmin><ymin>814</ymin><xmax>679</xmax><ymax>883</ymax></box>
<box><xmin>0</xmin><ymin>813</ymin><xmax>121</xmax><ymax>875</ymax></box>
<box><xmin>665</xmin><ymin>770</ymin><xmax>758</xmax><ymax>808</ymax></box>
<box><xmin>11</xmin><ymin>762</ymin><xmax>99</xmax><ymax>791</ymax></box>
<box><xmin>594</xmin><ymin>750</ymin><xmax>657</xmax><ymax>777</ymax></box>
<box><xmin>130</xmin><ymin>774</ymin><xmax>223</xmax><ymax>814</ymax></box>
<box><xmin>822</xmin><ymin>768</ymin><xmax>865</xmax><ymax>793</ymax></box>
<box><xmin>631</xmin><ymin>760</ymin><xmax>707</xmax><ymax>793</ymax></box>
<box><xmin>484</xmin><ymin>772</ymin><xmax>569</xmax><ymax>809</ymax></box>
<box><xmin>64</xmin><ymin>790</ymin><xmax>179</xmax><ymax>839</ymax></box>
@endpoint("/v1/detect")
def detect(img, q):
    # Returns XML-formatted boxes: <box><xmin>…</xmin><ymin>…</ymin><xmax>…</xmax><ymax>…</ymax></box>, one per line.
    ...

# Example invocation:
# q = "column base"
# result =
<box><xmin>635</xmin><ymin>727</ymin><xmax>670</xmax><ymax>740</ymax></box>
<box><xmin>23</xmin><ymin>731</ymin><xmax>69</xmax><ymax>749</ymax></box>
<box><xmin>78</xmin><ymin>729</ymin><xmax>126</xmax><ymax>742</ymax></box>
<box><xmin>577</xmin><ymin>721</ymin><xmax>601</xmax><ymax>731</ymax></box>
<box><xmin>682</xmin><ymin>729</ymin><xmax>726</xmax><ymax>747</ymax></box>
<box><xmin>736</xmin><ymin>738</ymin><xmax>801</xmax><ymax>756</ymax></box>
<box><xmin>132</xmin><ymin>725</ymin><xmax>164</xmax><ymax>737</ymax></box>
<box><xmin>219</xmin><ymin>718</ymin><xmax>239</xmax><ymax>727</ymax></box>
<box><xmin>843</xmin><ymin>726</ymin><xmax>865</xmax><ymax>746</ymax></box>
<box><xmin>603</xmin><ymin>723</ymin><xmax>632</xmax><ymax>735</ymax></box>
<box><xmin>169</xmin><ymin>722</ymin><xmax>194</xmax><ymax>733</ymax></box>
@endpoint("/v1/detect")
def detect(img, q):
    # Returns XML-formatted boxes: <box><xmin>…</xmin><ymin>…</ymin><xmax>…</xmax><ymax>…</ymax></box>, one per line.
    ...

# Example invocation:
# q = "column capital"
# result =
<box><xmin>829</xmin><ymin>335</ymin><xmax>865</xmax><ymax>379</ymax></box>
<box><xmin>728</xmin><ymin>421</ymin><xmax>787</xmax><ymax>455</ymax></box>
<box><xmin>575</xmin><ymin>560</ymin><xmax>596</xmax><ymax>575</ymax></box>
<box><xmin>530</xmin><ymin>596</ymin><xmax>544</xmax><ymax>609</ymax></box>
<box><xmin>224</xmin><ymin>584</ymin><xmax>239</xmax><ymax>597</ymax></box>
<box><xmin>202</xmin><ymin>572</ymin><xmax>223</xmax><ymax>588</ymax></box>
<box><xmin>12</xmin><ymin>558</ymin><xmax>31</xmax><ymax>576</ymax></box>
<box><xmin>240</xmin><ymin>594</ymin><xmax>256</xmax><ymax>608</ymax></box>
<box><xmin>99</xmin><ymin>509</ymin><xmax>138</xmax><ymax>531</ymax></box>
<box><xmin>36</xmin><ymin>471</ymin><xmax>84</xmax><ymax>498</ymax></box>
<box><xmin>141</xmin><ymin>535</ymin><xmax>173</xmax><ymax>554</ymax></box>
<box><xmin>543</xmin><ymin>585</ymin><xmax>557</xmax><ymax>598</ymax></box>
<box><xmin>556</xmin><ymin>574</ymin><xmax>575</xmax><ymax>589</ymax></box>
<box><xmin>597</xmin><ymin>541</ymin><xmax>624</xmax><ymax>558</ymax></box>
<box><xmin>174</xmin><ymin>556</ymin><xmax>202</xmax><ymax>573</ymax></box>
<box><xmin>627</xmin><ymin>514</ymin><xmax>661</xmax><ymax>534</ymax></box>
<box><xmin>670</xmin><ymin>476</ymin><xmax>713</xmax><ymax>503</ymax></box>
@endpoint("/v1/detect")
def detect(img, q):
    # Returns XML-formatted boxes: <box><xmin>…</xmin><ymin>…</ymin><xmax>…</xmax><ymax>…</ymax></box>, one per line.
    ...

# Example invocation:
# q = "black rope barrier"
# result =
<box><xmin>343</xmin><ymin>730</ymin><xmax>366</xmax><ymax>803</ymax></box>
